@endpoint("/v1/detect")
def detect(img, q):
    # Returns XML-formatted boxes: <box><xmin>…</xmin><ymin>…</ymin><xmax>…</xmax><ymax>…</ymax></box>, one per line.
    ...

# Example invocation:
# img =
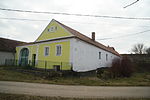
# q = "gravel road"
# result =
<box><xmin>0</xmin><ymin>81</ymin><xmax>150</xmax><ymax>98</ymax></box>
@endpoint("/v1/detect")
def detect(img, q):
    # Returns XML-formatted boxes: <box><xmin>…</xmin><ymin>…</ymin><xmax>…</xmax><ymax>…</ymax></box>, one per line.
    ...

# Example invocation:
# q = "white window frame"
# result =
<box><xmin>56</xmin><ymin>44</ymin><xmax>62</xmax><ymax>56</ymax></box>
<box><xmin>44</xmin><ymin>46</ymin><xmax>50</xmax><ymax>56</ymax></box>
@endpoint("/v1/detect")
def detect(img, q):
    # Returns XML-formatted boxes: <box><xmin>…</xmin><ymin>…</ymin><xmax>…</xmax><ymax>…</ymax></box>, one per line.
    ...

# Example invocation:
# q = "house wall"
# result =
<box><xmin>16</xmin><ymin>38</ymin><xmax>120</xmax><ymax>72</ymax></box>
<box><xmin>37</xmin><ymin>40</ymin><xmax>70</xmax><ymax>62</ymax></box>
<box><xmin>70</xmin><ymin>38</ymin><xmax>120</xmax><ymax>72</ymax></box>
<box><xmin>16</xmin><ymin>39</ymin><xmax>71</xmax><ymax>69</ymax></box>
<box><xmin>0</xmin><ymin>51</ymin><xmax>15</xmax><ymax>65</ymax></box>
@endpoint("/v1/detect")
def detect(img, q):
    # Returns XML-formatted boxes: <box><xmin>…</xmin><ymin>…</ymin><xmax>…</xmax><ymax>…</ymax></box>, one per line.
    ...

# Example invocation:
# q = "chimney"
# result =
<box><xmin>92</xmin><ymin>32</ymin><xmax>95</xmax><ymax>41</ymax></box>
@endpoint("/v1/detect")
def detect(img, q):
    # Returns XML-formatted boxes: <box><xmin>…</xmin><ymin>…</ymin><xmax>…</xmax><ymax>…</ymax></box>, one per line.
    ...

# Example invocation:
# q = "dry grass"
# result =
<box><xmin>0</xmin><ymin>66</ymin><xmax>150</xmax><ymax>86</ymax></box>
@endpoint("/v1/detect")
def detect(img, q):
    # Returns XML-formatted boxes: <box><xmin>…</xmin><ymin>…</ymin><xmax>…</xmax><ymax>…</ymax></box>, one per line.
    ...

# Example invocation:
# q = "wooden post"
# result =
<box><xmin>45</xmin><ymin>61</ymin><xmax>47</xmax><ymax>71</ymax></box>
<box><xmin>71</xmin><ymin>62</ymin><xmax>73</xmax><ymax>71</ymax></box>
<box><xmin>60</xmin><ymin>62</ymin><xmax>62</xmax><ymax>71</ymax></box>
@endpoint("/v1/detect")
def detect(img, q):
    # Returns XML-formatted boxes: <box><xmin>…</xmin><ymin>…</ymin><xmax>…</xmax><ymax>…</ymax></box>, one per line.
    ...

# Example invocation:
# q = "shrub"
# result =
<box><xmin>96</xmin><ymin>67</ymin><xmax>109</xmax><ymax>78</ymax></box>
<box><xmin>101</xmin><ymin>70</ymin><xmax>111</xmax><ymax>80</ymax></box>
<box><xmin>120</xmin><ymin>56</ymin><xmax>134</xmax><ymax>77</ymax></box>
<box><xmin>110</xmin><ymin>56</ymin><xmax>134</xmax><ymax>78</ymax></box>
<box><xmin>97</xmin><ymin>56</ymin><xmax>134</xmax><ymax>79</ymax></box>
<box><xmin>109</xmin><ymin>58</ymin><xmax>121</xmax><ymax>78</ymax></box>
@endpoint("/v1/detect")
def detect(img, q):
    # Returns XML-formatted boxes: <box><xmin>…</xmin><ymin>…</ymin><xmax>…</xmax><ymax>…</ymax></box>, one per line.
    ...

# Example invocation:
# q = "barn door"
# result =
<box><xmin>19</xmin><ymin>48</ymin><xmax>29</xmax><ymax>66</ymax></box>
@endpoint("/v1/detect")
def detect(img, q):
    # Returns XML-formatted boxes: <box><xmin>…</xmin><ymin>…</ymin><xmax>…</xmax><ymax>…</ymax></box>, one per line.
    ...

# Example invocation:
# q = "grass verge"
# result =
<box><xmin>0</xmin><ymin>66</ymin><xmax>150</xmax><ymax>86</ymax></box>
<box><xmin>0</xmin><ymin>93</ymin><xmax>149</xmax><ymax>100</ymax></box>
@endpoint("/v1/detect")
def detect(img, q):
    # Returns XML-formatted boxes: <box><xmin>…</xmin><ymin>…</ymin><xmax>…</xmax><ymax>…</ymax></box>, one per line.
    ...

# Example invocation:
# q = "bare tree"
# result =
<box><xmin>146</xmin><ymin>47</ymin><xmax>150</xmax><ymax>55</ymax></box>
<box><xmin>131</xmin><ymin>43</ymin><xmax>145</xmax><ymax>54</ymax></box>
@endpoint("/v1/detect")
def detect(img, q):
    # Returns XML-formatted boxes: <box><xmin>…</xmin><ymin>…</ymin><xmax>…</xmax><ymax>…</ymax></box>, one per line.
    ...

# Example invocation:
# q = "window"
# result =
<box><xmin>44</xmin><ymin>47</ymin><xmax>49</xmax><ymax>56</ymax></box>
<box><xmin>106</xmin><ymin>54</ymin><xmax>108</xmax><ymax>61</ymax></box>
<box><xmin>48</xmin><ymin>26</ymin><xmax>57</xmax><ymax>32</ymax></box>
<box><xmin>56</xmin><ymin>45</ymin><xmax>62</xmax><ymax>56</ymax></box>
<box><xmin>99</xmin><ymin>52</ymin><xmax>101</xmax><ymax>59</ymax></box>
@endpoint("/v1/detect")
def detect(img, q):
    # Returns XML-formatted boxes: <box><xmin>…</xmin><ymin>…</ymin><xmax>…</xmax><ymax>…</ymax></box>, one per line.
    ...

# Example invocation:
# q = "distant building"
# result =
<box><xmin>15</xmin><ymin>19</ymin><xmax>121</xmax><ymax>72</ymax></box>
<box><xmin>0</xmin><ymin>37</ymin><xmax>24</xmax><ymax>65</ymax></box>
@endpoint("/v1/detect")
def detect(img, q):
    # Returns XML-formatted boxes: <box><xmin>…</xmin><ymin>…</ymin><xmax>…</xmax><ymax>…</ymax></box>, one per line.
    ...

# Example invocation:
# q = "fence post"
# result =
<box><xmin>5</xmin><ymin>59</ymin><xmax>7</xmax><ymax>66</ymax></box>
<box><xmin>34</xmin><ymin>60</ymin><xmax>38</xmax><ymax>69</ymax></box>
<box><xmin>60</xmin><ymin>62</ymin><xmax>62</xmax><ymax>71</ymax></box>
<box><xmin>45</xmin><ymin>61</ymin><xmax>47</xmax><ymax>71</ymax></box>
<box><xmin>71</xmin><ymin>62</ymin><xmax>73</xmax><ymax>71</ymax></box>
<box><xmin>29</xmin><ymin>60</ymin><xmax>31</xmax><ymax>67</ymax></box>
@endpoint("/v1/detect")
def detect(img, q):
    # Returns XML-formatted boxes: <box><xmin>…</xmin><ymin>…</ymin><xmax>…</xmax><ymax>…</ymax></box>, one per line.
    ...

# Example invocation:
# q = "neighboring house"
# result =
<box><xmin>0</xmin><ymin>37</ymin><xmax>24</xmax><ymax>65</ymax></box>
<box><xmin>16</xmin><ymin>19</ymin><xmax>120</xmax><ymax>72</ymax></box>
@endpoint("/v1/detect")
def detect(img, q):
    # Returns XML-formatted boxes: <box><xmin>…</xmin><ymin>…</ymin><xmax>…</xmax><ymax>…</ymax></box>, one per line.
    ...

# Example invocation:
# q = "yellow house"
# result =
<box><xmin>16</xmin><ymin>19</ymin><xmax>120</xmax><ymax>72</ymax></box>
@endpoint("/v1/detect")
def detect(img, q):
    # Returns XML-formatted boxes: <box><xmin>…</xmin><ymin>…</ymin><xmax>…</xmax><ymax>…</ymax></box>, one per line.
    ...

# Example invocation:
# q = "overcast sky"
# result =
<box><xmin>0</xmin><ymin>0</ymin><xmax>150</xmax><ymax>54</ymax></box>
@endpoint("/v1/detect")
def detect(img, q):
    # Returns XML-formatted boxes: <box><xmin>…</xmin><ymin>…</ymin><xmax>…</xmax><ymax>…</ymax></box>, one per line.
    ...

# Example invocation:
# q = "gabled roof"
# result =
<box><xmin>55</xmin><ymin>20</ymin><xmax>120</xmax><ymax>57</ymax></box>
<box><xmin>18</xmin><ymin>19</ymin><xmax>120</xmax><ymax>57</ymax></box>
<box><xmin>0</xmin><ymin>37</ymin><xmax>25</xmax><ymax>52</ymax></box>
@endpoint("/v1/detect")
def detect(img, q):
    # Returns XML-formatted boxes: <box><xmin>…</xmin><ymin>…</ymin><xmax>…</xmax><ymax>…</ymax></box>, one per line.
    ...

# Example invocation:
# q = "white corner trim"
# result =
<box><xmin>36</xmin><ymin>44</ymin><xmax>39</xmax><ymax>61</ymax></box>
<box><xmin>35</xmin><ymin>35</ymin><xmax>74</xmax><ymax>43</ymax></box>
<box><xmin>16</xmin><ymin>38</ymin><xmax>72</xmax><ymax>48</ymax></box>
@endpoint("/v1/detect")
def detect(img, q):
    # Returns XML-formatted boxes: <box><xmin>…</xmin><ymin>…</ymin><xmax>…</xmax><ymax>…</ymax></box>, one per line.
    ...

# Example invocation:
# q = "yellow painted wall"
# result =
<box><xmin>37</xmin><ymin>41</ymin><xmax>70</xmax><ymax>69</ymax></box>
<box><xmin>16</xmin><ymin>40</ymin><xmax>71</xmax><ymax>70</ymax></box>
<box><xmin>16</xmin><ymin>45</ymin><xmax>37</xmax><ymax>60</ymax></box>
<box><xmin>38</xmin><ymin>41</ymin><xmax>70</xmax><ymax>62</ymax></box>
<box><xmin>15</xmin><ymin>47</ymin><xmax>20</xmax><ymax>60</ymax></box>
<box><xmin>36</xmin><ymin>20</ymin><xmax>72</xmax><ymax>42</ymax></box>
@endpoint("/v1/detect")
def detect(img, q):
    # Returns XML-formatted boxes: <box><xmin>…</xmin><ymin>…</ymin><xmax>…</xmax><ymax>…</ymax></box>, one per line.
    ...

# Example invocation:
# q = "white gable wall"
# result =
<box><xmin>70</xmin><ymin>38</ymin><xmax>120</xmax><ymax>72</ymax></box>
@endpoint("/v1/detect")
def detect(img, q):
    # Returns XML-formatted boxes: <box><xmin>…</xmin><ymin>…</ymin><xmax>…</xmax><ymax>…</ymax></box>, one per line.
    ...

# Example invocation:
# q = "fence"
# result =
<box><xmin>5</xmin><ymin>59</ymin><xmax>72</xmax><ymax>71</ymax></box>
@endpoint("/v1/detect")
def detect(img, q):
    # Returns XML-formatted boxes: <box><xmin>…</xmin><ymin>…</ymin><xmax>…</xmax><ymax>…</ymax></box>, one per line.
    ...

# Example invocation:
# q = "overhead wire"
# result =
<box><xmin>124</xmin><ymin>0</ymin><xmax>139</xmax><ymax>8</ymax></box>
<box><xmin>97</xmin><ymin>29</ymin><xmax>150</xmax><ymax>40</ymax></box>
<box><xmin>0</xmin><ymin>7</ymin><xmax>150</xmax><ymax>20</ymax></box>
<box><xmin>0</xmin><ymin>7</ymin><xmax>149</xmax><ymax>41</ymax></box>
<box><xmin>0</xmin><ymin>17</ymin><xmax>150</xmax><ymax>28</ymax></box>
<box><xmin>0</xmin><ymin>17</ymin><xmax>49</xmax><ymax>21</ymax></box>
<box><xmin>0</xmin><ymin>17</ymin><xmax>149</xmax><ymax>41</ymax></box>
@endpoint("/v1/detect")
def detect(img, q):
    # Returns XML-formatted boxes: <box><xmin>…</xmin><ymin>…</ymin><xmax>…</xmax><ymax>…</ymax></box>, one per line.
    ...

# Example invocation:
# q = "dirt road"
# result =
<box><xmin>0</xmin><ymin>81</ymin><xmax>150</xmax><ymax>98</ymax></box>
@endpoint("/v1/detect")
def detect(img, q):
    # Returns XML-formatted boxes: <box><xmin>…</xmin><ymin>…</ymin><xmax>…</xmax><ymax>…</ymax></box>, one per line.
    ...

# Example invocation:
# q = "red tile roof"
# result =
<box><xmin>0</xmin><ymin>37</ymin><xmax>25</xmax><ymax>52</ymax></box>
<box><xmin>56</xmin><ymin>20</ymin><xmax>120</xmax><ymax>57</ymax></box>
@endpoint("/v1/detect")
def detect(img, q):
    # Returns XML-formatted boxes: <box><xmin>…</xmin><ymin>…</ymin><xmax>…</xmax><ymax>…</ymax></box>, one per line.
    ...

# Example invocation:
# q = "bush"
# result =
<box><xmin>120</xmin><ymin>56</ymin><xmax>134</xmax><ymax>77</ymax></box>
<box><xmin>101</xmin><ymin>70</ymin><xmax>111</xmax><ymax>80</ymax></box>
<box><xmin>97</xmin><ymin>56</ymin><xmax>134</xmax><ymax>79</ymax></box>
<box><xmin>96</xmin><ymin>67</ymin><xmax>109</xmax><ymax>78</ymax></box>
<box><xmin>110</xmin><ymin>56</ymin><xmax>134</xmax><ymax>78</ymax></box>
<box><xmin>109</xmin><ymin>58</ymin><xmax>121</xmax><ymax>78</ymax></box>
